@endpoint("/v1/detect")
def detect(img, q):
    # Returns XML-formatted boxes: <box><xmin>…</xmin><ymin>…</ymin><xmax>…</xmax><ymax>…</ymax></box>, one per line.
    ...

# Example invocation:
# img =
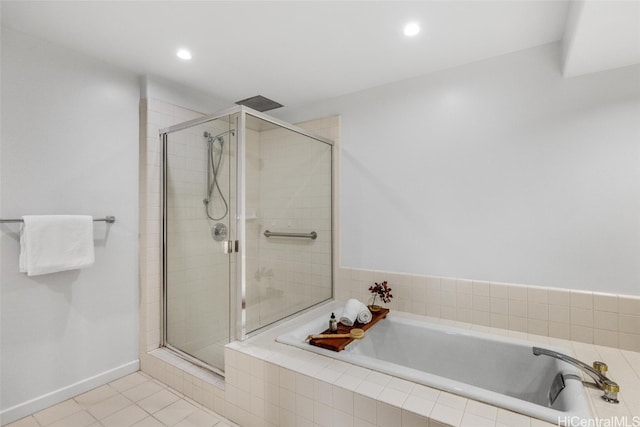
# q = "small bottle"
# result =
<box><xmin>329</xmin><ymin>312</ymin><xmax>338</xmax><ymax>332</ymax></box>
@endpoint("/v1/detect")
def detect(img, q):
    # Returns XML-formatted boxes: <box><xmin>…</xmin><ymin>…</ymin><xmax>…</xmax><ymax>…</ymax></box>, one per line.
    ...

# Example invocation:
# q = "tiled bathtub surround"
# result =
<box><xmin>335</xmin><ymin>267</ymin><xmax>640</xmax><ymax>352</ymax></box>
<box><xmin>223</xmin><ymin>302</ymin><xmax>640</xmax><ymax>427</ymax></box>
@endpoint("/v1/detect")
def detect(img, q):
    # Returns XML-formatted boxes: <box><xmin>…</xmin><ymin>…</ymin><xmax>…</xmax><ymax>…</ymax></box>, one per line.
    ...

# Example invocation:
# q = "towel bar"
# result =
<box><xmin>0</xmin><ymin>216</ymin><xmax>116</xmax><ymax>224</ymax></box>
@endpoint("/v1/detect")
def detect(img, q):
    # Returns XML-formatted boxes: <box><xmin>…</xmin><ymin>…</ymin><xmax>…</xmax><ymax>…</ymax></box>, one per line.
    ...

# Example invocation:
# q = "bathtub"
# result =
<box><xmin>276</xmin><ymin>309</ymin><xmax>592</xmax><ymax>424</ymax></box>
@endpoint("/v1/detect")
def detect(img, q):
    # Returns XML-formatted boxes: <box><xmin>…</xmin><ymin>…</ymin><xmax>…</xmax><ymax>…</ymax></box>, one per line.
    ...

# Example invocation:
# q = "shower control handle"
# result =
<box><xmin>211</xmin><ymin>223</ymin><xmax>228</xmax><ymax>241</ymax></box>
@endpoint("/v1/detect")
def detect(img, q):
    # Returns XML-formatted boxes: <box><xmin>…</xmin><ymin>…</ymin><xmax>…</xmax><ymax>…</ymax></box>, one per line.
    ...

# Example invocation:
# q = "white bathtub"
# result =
<box><xmin>277</xmin><ymin>309</ymin><xmax>592</xmax><ymax>424</ymax></box>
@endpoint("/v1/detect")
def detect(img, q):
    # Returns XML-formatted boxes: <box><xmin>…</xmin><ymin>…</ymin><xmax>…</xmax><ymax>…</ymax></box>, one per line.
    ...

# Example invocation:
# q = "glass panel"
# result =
<box><xmin>244</xmin><ymin>114</ymin><xmax>332</xmax><ymax>333</ymax></box>
<box><xmin>164</xmin><ymin>116</ymin><xmax>236</xmax><ymax>372</ymax></box>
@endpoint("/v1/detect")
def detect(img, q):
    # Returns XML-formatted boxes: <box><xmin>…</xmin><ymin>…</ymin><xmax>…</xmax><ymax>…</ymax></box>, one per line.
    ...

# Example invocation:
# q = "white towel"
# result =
<box><xmin>19</xmin><ymin>215</ymin><xmax>95</xmax><ymax>276</ymax></box>
<box><xmin>357</xmin><ymin>306</ymin><xmax>372</xmax><ymax>324</ymax></box>
<box><xmin>339</xmin><ymin>298</ymin><xmax>372</xmax><ymax>326</ymax></box>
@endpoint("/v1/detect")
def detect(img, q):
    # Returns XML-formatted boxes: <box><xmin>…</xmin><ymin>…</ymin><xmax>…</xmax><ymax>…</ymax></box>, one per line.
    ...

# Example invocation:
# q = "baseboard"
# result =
<box><xmin>0</xmin><ymin>359</ymin><xmax>139</xmax><ymax>426</ymax></box>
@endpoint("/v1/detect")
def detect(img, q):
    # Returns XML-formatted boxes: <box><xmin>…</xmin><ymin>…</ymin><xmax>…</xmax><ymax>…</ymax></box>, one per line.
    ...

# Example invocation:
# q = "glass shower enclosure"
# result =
<box><xmin>161</xmin><ymin>106</ymin><xmax>333</xmax><ymax>374</ymax></box>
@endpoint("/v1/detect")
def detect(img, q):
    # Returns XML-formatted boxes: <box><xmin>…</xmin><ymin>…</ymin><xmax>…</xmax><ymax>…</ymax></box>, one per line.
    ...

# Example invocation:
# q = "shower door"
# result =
<box><xmin>162</xmin><ymin>114</ymin><xmax>237</xmax><ymax>373</ymax></box>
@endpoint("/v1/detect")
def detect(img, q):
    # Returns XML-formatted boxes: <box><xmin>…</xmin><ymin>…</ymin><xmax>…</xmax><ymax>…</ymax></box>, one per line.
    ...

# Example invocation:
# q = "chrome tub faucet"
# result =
<box><xmin>532</xmin><ymin>347</ymin><xmax>620</xmax><ymax>404</ymax></box>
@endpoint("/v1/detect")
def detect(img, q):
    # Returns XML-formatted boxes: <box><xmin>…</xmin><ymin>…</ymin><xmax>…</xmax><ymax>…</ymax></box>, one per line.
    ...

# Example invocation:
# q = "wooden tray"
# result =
<box><xmin>309</xmin><ymin>308</ymin><xmax>389</xmax><ymax>352</ymax></box>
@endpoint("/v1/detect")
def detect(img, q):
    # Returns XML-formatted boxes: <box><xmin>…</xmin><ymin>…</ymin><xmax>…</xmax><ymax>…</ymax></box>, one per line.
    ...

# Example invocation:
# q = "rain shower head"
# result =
<box><xmin>235</xmin><ymin>95</ymin><xmax>283</xmax><ymax>112</ymax></box>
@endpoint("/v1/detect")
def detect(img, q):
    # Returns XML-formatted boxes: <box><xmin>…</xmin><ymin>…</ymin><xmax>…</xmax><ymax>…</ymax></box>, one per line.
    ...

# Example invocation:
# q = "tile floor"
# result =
<box><xmin>6</xmin><ymin>372</ymin><xmax>237</xmax><ymax>427</ymax></box>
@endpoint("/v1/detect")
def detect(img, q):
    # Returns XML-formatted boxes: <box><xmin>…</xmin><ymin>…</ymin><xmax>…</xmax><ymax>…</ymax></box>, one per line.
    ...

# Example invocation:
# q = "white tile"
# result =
<box><xmin>387</xmin><ymin>377</ymin><xmax>414</xmax><ymax>393</ymax></box>
<box><xmin>173</xmin><ymin>409</ymin><xmax>223</xmax><ymax>427</ymax></box>
<box><xmin>465</xmin><ymin>400</ymin><xmax>498</xmax><ymax>420</ymax></box>
<box><xmin>100</xmin><ymin>405</ymin><xmax>148</xmax><ymax>427</ymax></box>
<box><xmin>619</xmin><ymin>333</ymin><xmax>640</xmax><ymax>352</ymax></box>
<box><xmin>491</xmin><ymin>313</ymin><xmax>509</xmax><ymax>329</ymax></box>
<box><xmin>594</xmin><ymin>311</ymin><xmax>618</xmax><ymax>331</ymax></box>
<box><xmin>333</xmin><ymin>410</ymin><xmax>356</xmax><ymax>427</ymax></box>
<box><xmin>122</xmin><ymin>380</ymin><xmax>165</xmax><ymax>402</ymax></box>
<box><xmin>490</xmin><ymin>284</ymin><xmax>509</xmax><ymax>299</ymax></box>
<box><xmin>280</xmin><ymin>368</ymin><xmax>296</xmax><ymax>392</ymax></box>
<box><xmin>334</xmin><ymin>372</ymin><xmax>366</xmax><ymax>390</ymax></box>
<box><xmin>48</xmin><ymin>410</ymin><xmax>97</xmax><ymax>427</ymax></box>
<box><xmin>87</xmin><ymin>394</ymin><xmax>133</xmax><ymax>420</ymax></box>
<box><xmin>593</xmin><ymin>293</ymin><xmax>618</xmax><ymax>312</ymax></box>
<box><xmin>570</xmin><ymin>291</ymin><xmax>593</xmax><ymax>309</ymax></box>
<box><xmin>131</xmin><ymin>417</ymin><xmax>166</xmax><ymax>427</ymax></box>
<box><xmin>618</xmin><ymin>314</ymin><xmax>640</xmax><ymax>334</ymax></box>
<box><xmin>507</xmin><ymin>286</ymin><xmax>527</xmax><ymax>301</ymax></box>
<box><xmin>34</xmin><ymin>399</ymin><xmax>83</xmax><ymax>425</ymax></box>
<box><xmin>472</xmin><ymin>281</ymin><xmax>491</xmax><ymax>296</ymax></box>
<box><xmin>570</xmin><ymin>325</ymin><xmax>594</xmax><ymax>344</ymax></box>
<box><xmin>409</xmin><ymin>384</ymin><xmax>440</xmax><ymax>402</ymax></box>
<box><xmin>571</xmin><ymin>307</ymin><xmax>593</xmax><ymax>327</ymax></box>
<box><xmin>312</xmin><ymin>401</ymin><xmax>333</xmax><ymax>426</ymax></box>
<box><xmin>527</xmin><ymin>319</ymin><xmax>548</xmax><ymax>336</ymax></box>
<box><xmin>594</xmin><ymin>329</ymin><xmax>619</xmax><ymax>348</ymax></box>
<box><xmin>295</xmin><ymin>394</ymin><xmax>314</xmax><ymax>420</ymax></box>
<box><xmin>333</xmin><ymin>385</ymin><xmax>354</xmax><ymax>415</ymax></box>
<box><xmin>401</xmin><ymin>409</ymin><xmax>430</xmax><ymax>426</ymax></box>
<box><xmin>436</xmin><ymin>392</ymin><xmax>467</xmax><ymax>411</ymax></box>
<box><xmin>509</xmin><ymin>316</ymin><xmax>528</xmax><ymax>333</ymax></box>
<box><xmin>509</xmin><ymin>299</ymin><xmax>527</xmax><ymax>316</ymax></box>
<box><xmin>74</xmin><ymin>385</ymin><xmax>118</xmax><ymax>408</ymax></box>
<box><xmin>461</xmin><ymin>412</ymin><xmax>495</xmax><ymax>427</ymax></box>
<box><xmin>377</xmin><ymin>387</ymin><xmax>408</xmax><ymax>407</ymax></box>
<box><xmin>527</xmin><ymin>301</ymin><xmax>548</xmax><ymax>320</ymax></box>
<box><xmin>549</xmin><ymin>305</ymin><xmax>570</xmax><ymax>324</ymax></box>
<box><xmin>401</xmin><ymin>395</ymin><xmax>435</xmax><ymax>418</ymax></box>
<box><xmin>5</xmin><ymin>416</ymin><xmax>40</xmax><ymax>427</ymax></box>
<box><xmin>109</xmin><ymin>373</ymin><xmax>150</xmax><ymax>393</ymax></box>
<box><xmin>376</xmin><ymin>401</ymin><xmax>401</xmax><ymax>427</ymax></box>
<box><xmin>547</xmin><ymin>289</ymin><xmax>570</xmax><ymax>306</ymax></box>
<box><xmin>618</xmin><ymin>295</ymin><xmax>640</xmax><ymax>315</ymax></box>
<box><xmin>473</xmin><ymin>295</ymin><xmax>491</xmax><ymax>312</ymax></box>
<box><xmin>154</xmin><ymin>399</ymin><xmax>198</xmax><ymax>426</ymax></box>
<box><xmin>313</xmin><ymin>378</ymin><xmax>333</xmax><ymax>407</ymax></box>
<box><xmin>355</xmin><ymin>380</ymin><xmax>385</xmax><ymax>399</ymax></box>
<box><xmin>496</xmin><ymin>409</ymin><xmax>531</xmax><ymax>427</ymax></box>
<box><xmin>429</xmin><ymin>403</ymin><xmax>464</xmax><ymax>426</ymax></box>
<box><xmin>137</xmin><ymin>389</ymin><xmax>180</xmax><ymax>414</ymax></box>
<box><xmin>354</xmin><ymin>394</ymin><xmax>377</xmax><ymax>425</ymax></box>
<box><xmin>549</xmin><ymin>321</ymin><xmax>571</xmax><ymax>339</ymax></box>
<box><xmin>527</xmin><ymin>287</ymin><xmax>548</xmax><ymax>304</ymax></box>
<box><xmin>296</xmin><ymin>373</ymin><xmax>315</xmax><ymax>399</ymax></box>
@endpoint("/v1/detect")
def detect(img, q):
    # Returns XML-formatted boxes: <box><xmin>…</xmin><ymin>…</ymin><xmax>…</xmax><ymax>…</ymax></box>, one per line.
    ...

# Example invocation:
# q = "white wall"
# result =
<box><xmin>0</xmin><ymin>29</ymin><xmax>140</xmax><ymax>423</ymax></box>
<box><xmin>278</xmin><ymin>42</ymin><xmax>640</xmax><ymax>295</ymax></box>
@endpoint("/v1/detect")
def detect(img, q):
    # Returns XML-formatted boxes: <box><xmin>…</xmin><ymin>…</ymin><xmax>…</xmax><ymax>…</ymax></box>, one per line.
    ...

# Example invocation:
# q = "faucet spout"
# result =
<box><xmin>532</xmin><ymin>347</ymin><xmax>619</xmax><ymax>404</ymax></box>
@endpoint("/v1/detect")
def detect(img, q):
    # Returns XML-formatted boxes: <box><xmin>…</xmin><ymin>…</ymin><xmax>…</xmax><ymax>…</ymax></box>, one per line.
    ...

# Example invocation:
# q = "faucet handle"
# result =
<box><xmin>593</xmin><ymin>361</ymin><xmax>608</xmax><ymax>375</ymax></box>
<box><xmin>602</xmin><ymin>379</ymin><xmax>620</xmax><ymax>404</ymax></box>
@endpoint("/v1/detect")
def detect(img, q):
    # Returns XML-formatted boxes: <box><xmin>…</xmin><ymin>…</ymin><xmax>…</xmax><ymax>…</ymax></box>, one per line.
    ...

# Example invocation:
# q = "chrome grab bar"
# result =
<box><xmin>264</xmin><ymin>230</ymin><xmax>317</xmax><ymax>240</ymax></box>
<box><xmin>532</xmin><ymin>347</ymin><xmax>619</xmax><ymax>403</ymax></box>
<box><xmin>0</xmin><ymin>216</ymin><xmax>116</xmax><ymax>224</ymax></box>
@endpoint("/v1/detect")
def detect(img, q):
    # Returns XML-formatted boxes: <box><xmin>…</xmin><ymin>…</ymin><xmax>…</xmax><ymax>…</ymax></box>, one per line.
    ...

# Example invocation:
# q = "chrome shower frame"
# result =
<box><xmin>160</xmin><ymin>105</ymin><xmax>334</xmax><ymax>352</ymax></box>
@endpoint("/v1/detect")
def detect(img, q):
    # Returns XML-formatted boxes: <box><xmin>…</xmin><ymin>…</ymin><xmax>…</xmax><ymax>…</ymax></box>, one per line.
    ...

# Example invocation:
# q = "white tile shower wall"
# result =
<box><xmin>336</xmin><ymin>266</ymin><xmax>640</xmax><ymax>352</ymax></box>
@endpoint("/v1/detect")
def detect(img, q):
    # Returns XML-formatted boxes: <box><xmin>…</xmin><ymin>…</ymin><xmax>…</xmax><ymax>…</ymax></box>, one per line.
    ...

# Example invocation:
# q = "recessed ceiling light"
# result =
<box><xmin>176</xmin><ymin>49</ymin><xmax>192</xmax><ymax>60</ymax></box>
<box><xmin>403</xmin><ymin>22</ymin><xmax>420</xmax><ymax>37</ymax></box>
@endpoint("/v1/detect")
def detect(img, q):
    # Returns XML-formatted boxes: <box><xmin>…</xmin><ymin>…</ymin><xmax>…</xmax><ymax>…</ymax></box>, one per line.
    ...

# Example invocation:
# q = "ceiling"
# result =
<box><xmin>2</xmin><ymin>1</ymin><xmax>639</xmax><ymax>109</ymax></box>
